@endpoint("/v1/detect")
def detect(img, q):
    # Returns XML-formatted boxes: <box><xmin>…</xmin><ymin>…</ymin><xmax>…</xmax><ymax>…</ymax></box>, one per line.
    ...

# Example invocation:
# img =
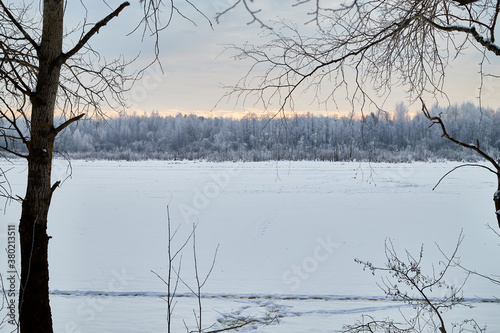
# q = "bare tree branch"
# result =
<box><xmin>58</xmin><ymin>2</ymin><xmax>131</xmax><ymax>66</ymax></box>
<box><xmin>216</xmin><ymin>0</ymin><xmax>269</xmax><ymax>28</ymax></box>
<box><xmin>432</xmin><ymin>164</ymin><xmax>497</xmax><ymax>191</ymax></box>
<box><xmin>348</xmin><ymin>234</ymin><xmax>470</xmax><ymax>333</ymax></box>
<box><xmin>53</xmin><ymin>113</ymin><xmax>85</xmax><ymax>135</ymax></box>
<box><xmin>421</xmin><ymin>99</ymin><xmax>500</xmax><ymax>229</ymax></box>
<box><xmin>219</xmin><ymin>0</ymin><xmax>500</xmax><ymax>122</ymax></box>
<box><xmin>0</xmin><ymin>0</ymin><xmax>39</xmax><ymax>52</ymax></box>
<box><xmin>419</xmin><ymin>15</ymin><xmax>500</xmax><ymax>55</ymax></box>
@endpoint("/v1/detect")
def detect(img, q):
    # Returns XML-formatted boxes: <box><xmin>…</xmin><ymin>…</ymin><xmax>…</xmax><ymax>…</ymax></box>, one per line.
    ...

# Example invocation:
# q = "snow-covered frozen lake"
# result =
<box><xmin>1</xmin><ymin>160</ymin><xmax>499</xmax><ymax>332</ymax></box>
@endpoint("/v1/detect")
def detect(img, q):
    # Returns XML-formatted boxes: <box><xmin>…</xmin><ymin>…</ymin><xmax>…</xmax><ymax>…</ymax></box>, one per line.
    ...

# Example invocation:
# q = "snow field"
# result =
<box><xmin>0</xmin><ymin>160</ymin><xmax>499</xmax><ymax>331</ymax></box>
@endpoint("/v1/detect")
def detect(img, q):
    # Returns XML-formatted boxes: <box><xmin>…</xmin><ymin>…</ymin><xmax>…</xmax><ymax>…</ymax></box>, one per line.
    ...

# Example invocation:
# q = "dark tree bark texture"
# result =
<box><xmin>18</xmin><ymin>0</ymin><xmax>63</xmax><ymax>331</ymax></box>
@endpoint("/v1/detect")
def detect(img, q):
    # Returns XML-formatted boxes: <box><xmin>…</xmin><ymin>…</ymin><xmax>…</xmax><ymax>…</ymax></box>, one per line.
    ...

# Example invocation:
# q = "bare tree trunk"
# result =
<box><xmin>18</xmin><ymin>0</ymin><xmax>63</xmax><ymax>331</ymax></box>
<box><xmin>495</xmin><ymin>175</ymin><xmax>500</xmax><ymax>229</ymax></box>
<box><xmin>19</xmin><ymin>158</ymin><xmax>55</xmax><ymax>332</ymax></box>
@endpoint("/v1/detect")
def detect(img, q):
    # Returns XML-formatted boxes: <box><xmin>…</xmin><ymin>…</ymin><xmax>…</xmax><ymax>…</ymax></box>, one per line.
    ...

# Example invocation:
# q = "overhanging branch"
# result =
<box><xmin>53</xmin><ymin>113</ymin><xmax>85</xmax><ymax>135</ymax></box>
<box><xmin>432</xmin><ymin>164</ymin><xmax>497</xmax><ymax>191</ymax></box>
<box><xmin>57</xmin><ymin>2</ymin><xmax>130</xmax><ymax>65</ymax></box>
<box><xmin>419</xmin><ymin>15</ymin><xmax>500</xmax><ymax>56</ymax></box>
<box><xmin>421</xmin><ymin>98</ymin><xmax>500</xmax><ymax>172</ymax></box>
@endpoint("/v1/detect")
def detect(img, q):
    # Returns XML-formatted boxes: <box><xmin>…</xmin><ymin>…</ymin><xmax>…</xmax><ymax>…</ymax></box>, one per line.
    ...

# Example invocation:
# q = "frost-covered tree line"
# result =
<box><xmin>5</xmin><ymin>102</ymin><xmax>498</xmax><ymax>162</ymax></box>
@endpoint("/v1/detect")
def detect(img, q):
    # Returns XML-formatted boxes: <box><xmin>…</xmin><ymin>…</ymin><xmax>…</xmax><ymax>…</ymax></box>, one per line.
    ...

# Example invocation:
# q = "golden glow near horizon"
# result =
<box><xmin>120</xmin><ymin>106</ymin><xmax>363</xmax><ymax>120</ymax></box>
<box><xmin>112</xmin><ymin>107</ymin><xmax>423</xmax><ymax>121</ymax></box>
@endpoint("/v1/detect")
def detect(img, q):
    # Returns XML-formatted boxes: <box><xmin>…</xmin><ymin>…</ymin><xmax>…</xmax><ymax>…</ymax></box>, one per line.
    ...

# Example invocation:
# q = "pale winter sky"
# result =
<box><xmin>67</xmin><ymin>1</ymin><xmax>500</xmax><ymax>118</ymax></box>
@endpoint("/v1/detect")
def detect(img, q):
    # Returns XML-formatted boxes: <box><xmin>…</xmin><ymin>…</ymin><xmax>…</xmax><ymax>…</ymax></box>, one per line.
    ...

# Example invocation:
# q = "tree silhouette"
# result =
<box><xmin>221</xmin><ymin>0</ymin><xmax>500</xmax><ymax>228</ymax></box>
<box><xmin>0</xmin><ymin>1</ymin><xmax>205</xmax><ymax>331</ymax></box>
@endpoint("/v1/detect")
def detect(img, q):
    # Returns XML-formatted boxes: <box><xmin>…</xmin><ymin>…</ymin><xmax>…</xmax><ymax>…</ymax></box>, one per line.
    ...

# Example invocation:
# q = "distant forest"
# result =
<box><xmin>8</xmin><ymin>102</ymin><xmax>500</xmax><ymax>162</ymax></box>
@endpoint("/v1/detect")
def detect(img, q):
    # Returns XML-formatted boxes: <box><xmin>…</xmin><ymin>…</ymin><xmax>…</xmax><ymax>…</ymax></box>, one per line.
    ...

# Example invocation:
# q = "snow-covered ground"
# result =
<box><xmin>1</xmin><ymin>160</ymin><xmax>499</xmax><ymax>332</ymax></box>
